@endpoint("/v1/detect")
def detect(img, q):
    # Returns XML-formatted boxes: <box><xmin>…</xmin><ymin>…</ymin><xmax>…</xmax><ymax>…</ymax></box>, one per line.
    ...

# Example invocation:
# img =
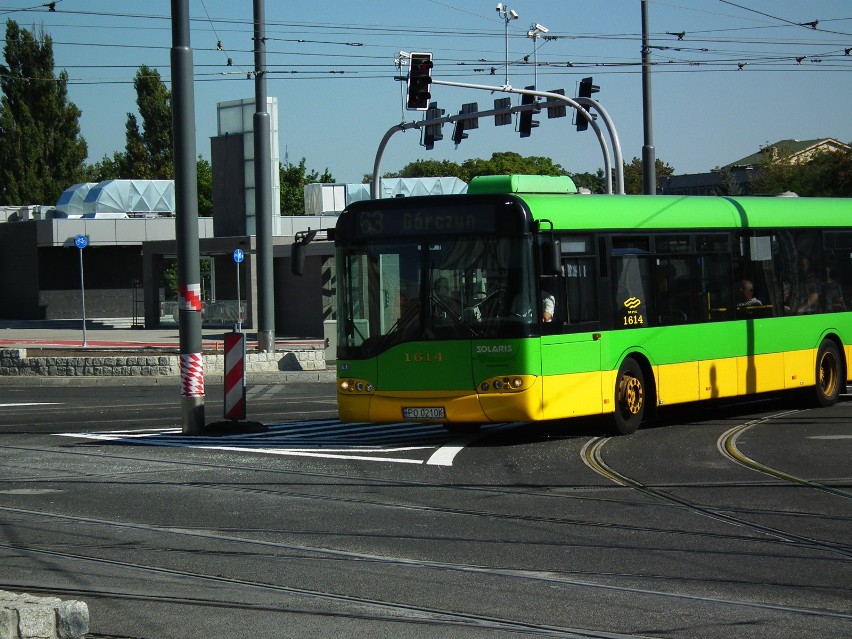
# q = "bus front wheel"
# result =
<box><xmin>814</xmin><ymin>339</ymin><xmax>843</xmax><ymax>407</ymax></box>
<box><xmin>612</xmin><ymin>358</ymin><xmax>645</xmax><ymax>435</ymax></box>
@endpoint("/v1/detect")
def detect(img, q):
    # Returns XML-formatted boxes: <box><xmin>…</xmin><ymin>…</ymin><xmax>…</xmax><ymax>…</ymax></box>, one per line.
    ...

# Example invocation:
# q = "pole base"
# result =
<box><xmin>257</xmin><ymin>330</ymin><xmax>276</xmax><ymax>353</ymax></box>
<box><xmin>181</xmin><ymin>395</ymin><xmax>206</xmax><ymax>435</ymax></box>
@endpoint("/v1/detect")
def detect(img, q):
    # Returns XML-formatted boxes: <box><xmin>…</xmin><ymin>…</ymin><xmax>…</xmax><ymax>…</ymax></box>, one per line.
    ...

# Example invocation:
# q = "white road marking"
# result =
<box><xmin>55</xmin><ymin>421</ymin><xmax>519</xmax><ymax>466</ymax></box>
<box><xmin>427</xmin><ymin>433</ymin><xmax>484</xmax><ymax>466</ymax></box>
<box><xmin>0</xmin><ymin>402</ymin><xmax>62</xmax><ymax>407</ymax></box>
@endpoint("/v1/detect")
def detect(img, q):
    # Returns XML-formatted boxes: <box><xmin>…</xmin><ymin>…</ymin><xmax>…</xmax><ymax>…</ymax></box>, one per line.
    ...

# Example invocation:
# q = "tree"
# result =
<box><xmin>570</xmin><ymin>169</ymin><xmax>607</xmax><ymax>193</ymax></box>
<box><xmin>462</xmin><ymin>152</ymin><xmax>567</xmax><ymax>180</ymax></box>
<box><xmin>381</xmin><ymin>152</ymin><xmax>568</xmax><ymax>184</ymax></box>
<box><xmin>622</xmin><ymin>157</ymin><xmax>675</xmax><ymax>194</ymax></box>
<box><xmin>280</xmin><ymin>156</ymin><xmax>334</xmax><ymax>215</ymax></box>
<box><xmin>196</xmin><ymin>156</ymin><xmax>213</xmax><ymax>216</ymax></box>
<box><xmin>120</xmin><ymin>65</ymin><xmax>173</xmax><ymax>179</ymax></box>
<box><xmin>750</xmin><ymin>148</ymin><xmax>852</xmax><ymax>197</ymax></box>
<box><xmin>0</xmin><ymin>19</ymin><xmax>87</xmax><ymax>205</ymax></box>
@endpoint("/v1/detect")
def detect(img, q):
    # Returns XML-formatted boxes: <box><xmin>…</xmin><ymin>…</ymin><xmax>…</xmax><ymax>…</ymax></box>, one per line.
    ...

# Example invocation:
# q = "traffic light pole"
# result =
<box><xmin>253</xmin><ymin>0</ymin><xmax>276</xmax><ymax>354</ymax></box>
<box><xmin>171</xmin><ymin>0</ymin><xmax>205</xmax><ymax>435</ymax></box>
<box><xmin>372</xmin><ymin>83</ymin><xmax>624</xmax><ymax>197</ymax></box>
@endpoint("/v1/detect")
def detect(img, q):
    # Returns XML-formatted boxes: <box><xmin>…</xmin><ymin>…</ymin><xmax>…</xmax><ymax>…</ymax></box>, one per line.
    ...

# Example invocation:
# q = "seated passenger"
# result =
<box><xmin>737</xmin><ymin>280</ymin><xmax>762</xmax><ymax>307</ymax></box>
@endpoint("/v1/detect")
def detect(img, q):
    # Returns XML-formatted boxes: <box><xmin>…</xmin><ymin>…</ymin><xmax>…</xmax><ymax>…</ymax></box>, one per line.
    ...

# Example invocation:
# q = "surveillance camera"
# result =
<box><xmin>496</xmin><ymin>3</ymin><xmax>503</xmax><ymax>12</ymax></box>
<box><xmin>533</xmin><ymin>23</ymin><xmax>549</xmax><ymax>33</ymax></box>
<box><xmin>509</xmin><ymin>9</ymin><xmax>518</xmax><ymax>19</ymax></box>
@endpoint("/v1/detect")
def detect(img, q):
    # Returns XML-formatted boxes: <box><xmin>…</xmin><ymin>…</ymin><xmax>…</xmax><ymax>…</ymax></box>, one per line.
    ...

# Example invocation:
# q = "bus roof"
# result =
<box><xmin>516</xmin><ymin>192</ymin><xmax>850</xmax><ymax>231</ymax></box>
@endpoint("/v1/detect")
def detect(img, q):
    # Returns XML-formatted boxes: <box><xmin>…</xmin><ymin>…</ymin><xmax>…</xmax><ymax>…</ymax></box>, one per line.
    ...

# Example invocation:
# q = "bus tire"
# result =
<box><xmin>612</xmin><ymin>358</ymin><xmax>645</xmax><ymax>435</ymax></box>
<box><xmin>814</xmin><ymin>339</ymin><xmax>843</xmax><ymax>407</ymax></box>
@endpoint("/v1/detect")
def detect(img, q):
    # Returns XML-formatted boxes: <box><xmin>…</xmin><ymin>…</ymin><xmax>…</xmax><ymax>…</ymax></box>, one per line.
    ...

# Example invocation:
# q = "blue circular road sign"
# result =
<box><xmin>233</xmin><ymin>248</ymin><xmax>245</xmax><ymax>263</ymax></box>
<box><xmin>74</xmin><ymin>234</ymin><xmax>88</xmax><ymax>249</ymax></box>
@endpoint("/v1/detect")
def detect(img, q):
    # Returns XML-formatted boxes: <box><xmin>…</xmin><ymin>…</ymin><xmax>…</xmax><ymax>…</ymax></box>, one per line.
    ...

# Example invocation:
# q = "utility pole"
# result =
<box><xmin>254</xmin><ymin>0</ymin><xmax>275</xmax><ymax>353</ymax></box>
<box><xmin>641</xmin><ymin>0</ymin><xmax>656</xmax><ymax>194</ymax></box>
<box><xmin>171</xmin><ymin>0</ymin><xmax>205</xmax><ymax>434</ymax></box>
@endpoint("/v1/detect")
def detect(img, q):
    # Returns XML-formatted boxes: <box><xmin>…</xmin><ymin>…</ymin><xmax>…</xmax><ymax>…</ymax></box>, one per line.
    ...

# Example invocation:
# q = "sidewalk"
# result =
<box><xmin>0</xmin><ymin>319</ymin><xmax>322</xmax><ymax>352</ymax></box>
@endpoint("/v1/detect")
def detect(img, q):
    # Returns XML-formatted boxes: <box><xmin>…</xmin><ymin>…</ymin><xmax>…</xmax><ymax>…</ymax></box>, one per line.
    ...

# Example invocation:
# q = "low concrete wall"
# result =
<box><xmin>0</xmin><ymin>591</ymin><xmax>88</xmax><ymax>639</ymax></box>
<box><xmin>0</xmin><ymin>347</ymin><xmax>326</xmax><ymax>377</ymax></box>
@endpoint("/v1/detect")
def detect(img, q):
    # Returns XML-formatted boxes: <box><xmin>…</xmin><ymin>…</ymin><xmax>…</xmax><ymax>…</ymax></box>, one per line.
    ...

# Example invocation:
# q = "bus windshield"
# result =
<box><xmin>338</xmin><ymin>235</ymin><xmax>537</xmax><ymax>359</ymax></box>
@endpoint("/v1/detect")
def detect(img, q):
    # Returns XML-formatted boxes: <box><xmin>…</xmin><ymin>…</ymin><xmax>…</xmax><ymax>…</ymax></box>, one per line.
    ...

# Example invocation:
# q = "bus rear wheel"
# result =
<box><xmin>612</xmin><ymin>358</ymin><xmax>645</xmax><ymax>435</ymax></box>
<box><xmin>814</xmin><ymin>339</ymin><xmax>843</xmax><ymax>407</ymax></box>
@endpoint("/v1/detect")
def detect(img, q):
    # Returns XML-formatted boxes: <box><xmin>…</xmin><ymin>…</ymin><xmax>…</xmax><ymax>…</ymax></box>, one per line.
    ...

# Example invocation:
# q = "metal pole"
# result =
<box><xmin>641</xmin><ymin>0</ymin><xmax>656</xmax><ymax>194</ymax></box>
<box><xmin>78</xmin><ymin>247</ymin><xmax>87</xmax><ymax>347</ymax></box>
<box><xmin>171</xmin><ymin>0</ymin><xmax>205</xmax><ymax>434</ymax></box>
<box><xmin>236</xmin><ymin>260</ymin><xmax>242</xmax><ymax>333</ymax></box>
<box><xmin>254</xmin><ymin>0</ymin><xmax>275</xmax><ymax>353</ymax></box>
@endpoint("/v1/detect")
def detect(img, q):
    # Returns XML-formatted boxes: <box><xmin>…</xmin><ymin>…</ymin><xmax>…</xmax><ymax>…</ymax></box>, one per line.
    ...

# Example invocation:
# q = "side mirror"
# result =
<box><xmin>542</xmin><ymin>239</ymin><xmax>561</xmax><ymax>275</ymax></box>
<box><xmin>291</xmin><ymin>240</ymin><xmax>306</xmax><ymax>276</ymax></box>
<box><xmin>291</xmin><ymin>228</ymin><xmax>318</xmax><ymax>276</ymax></box>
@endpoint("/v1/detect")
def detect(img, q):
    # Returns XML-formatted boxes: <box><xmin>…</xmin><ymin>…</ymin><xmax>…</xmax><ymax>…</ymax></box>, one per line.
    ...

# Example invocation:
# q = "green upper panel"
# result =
<box><xmin>467</xmin><ymin>176</ymin><xmax>850</xmax><ymax>231</ymax></box>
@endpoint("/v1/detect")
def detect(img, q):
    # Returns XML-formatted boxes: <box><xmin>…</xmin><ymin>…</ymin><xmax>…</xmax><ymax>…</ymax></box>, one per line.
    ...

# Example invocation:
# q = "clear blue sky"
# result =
<box><xmin>2</xmin><ymin>0</ymin><xmax>851</xmax><ymax>184</ymax></box>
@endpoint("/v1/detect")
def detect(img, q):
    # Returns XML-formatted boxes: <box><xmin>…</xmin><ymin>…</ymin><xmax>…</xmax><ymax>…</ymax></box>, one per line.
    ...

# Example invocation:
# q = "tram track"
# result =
<box><xmin>580</xmin><ymin>412</ymin><xmax>852</xmax><ymax>561</ymax></box>
<box><xmin>717</xmin><ymin>411</ymin><xmax>852</xmax><ymax>500</ymax></box>
<box><xmin>1</xmin><ymin>442</ymin><xmax>835</xmax><ymax>552</ymax></box>
<box><xmin>0</xmin><ymin>550</ymin><xmax>643</xmax><ymax>639</ymax></box>
<box><xmin>2</xmin><ymin>506</ymin><xmax>850</xmax><ymax>627</ymax></box>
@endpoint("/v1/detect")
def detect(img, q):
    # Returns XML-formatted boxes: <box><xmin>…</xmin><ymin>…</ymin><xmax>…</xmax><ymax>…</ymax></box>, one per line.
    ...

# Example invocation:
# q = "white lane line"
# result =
<box><xmin>0</xmin><ymin>402</ymin><xmax>63</xmax><ymax>407</ymax></box>
<box><xmin>426</xmin><ymin>433</ymin><xmax>485</xmax><ymax>466</ymax></box>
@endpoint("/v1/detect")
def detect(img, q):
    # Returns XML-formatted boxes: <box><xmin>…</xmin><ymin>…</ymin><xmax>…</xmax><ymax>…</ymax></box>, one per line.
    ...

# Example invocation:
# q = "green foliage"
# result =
<box><xmin>280</xmin><ymin>156</ymin><xmax>334</xmax><ymax>215</ymax></box>
<box><xmin>381</xmin><ymin>152</ymin><xmax>567</xmax><ymax>184</ymax></box>
<box><xmin>117</xmin><ymin>66</ymin><xmax>173</xmax><ymax>179</ymax></box>
<box><xmin>622</xmin><ymin>157</ymin><xmax>675</xmax><ymax>194</ymax></box>
<box><xmin>569</xmin><ymin>169</ymin><xmax>607</xmax><ymax>194</ymax></box>
<box><xmin>196</xmin><ymin>156</ymin><xmax>213</xmax><ymax>216</ymax></box>
<box><xmin>0</xmin><ymin>19</ymin><xmax>87</xmax><ymax>205</ymax></box>
<box><xmin>750</xmin><ymin>149</ymin><xmax>852</xmax><ymax>197</ymax></box>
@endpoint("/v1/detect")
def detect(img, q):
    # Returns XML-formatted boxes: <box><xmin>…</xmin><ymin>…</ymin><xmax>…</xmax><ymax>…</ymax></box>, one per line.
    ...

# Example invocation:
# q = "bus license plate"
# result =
<box><xmin>402</xmin><ymin>407</ymin><xmax>445</xmax><ymax>420</ymax></box>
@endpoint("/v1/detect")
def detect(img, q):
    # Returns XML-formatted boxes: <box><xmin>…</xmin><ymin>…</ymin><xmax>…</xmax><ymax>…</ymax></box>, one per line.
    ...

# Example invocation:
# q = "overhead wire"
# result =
<box><xmin>0</xmin><ymin>3</ymin><xmax>848</xmax><ymax>85</ymax></box>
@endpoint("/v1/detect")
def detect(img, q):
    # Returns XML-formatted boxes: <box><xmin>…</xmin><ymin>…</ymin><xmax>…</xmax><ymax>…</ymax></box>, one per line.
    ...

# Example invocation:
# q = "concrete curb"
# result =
<box><xmin>0</xmin><ymin>591</ymin><xmax>88</xmax><ymax>639</ymax></box>
<box><xmin>0</xmin><ymin>348</ymin><xmax>335</xmax><ymax>384</ymax></box>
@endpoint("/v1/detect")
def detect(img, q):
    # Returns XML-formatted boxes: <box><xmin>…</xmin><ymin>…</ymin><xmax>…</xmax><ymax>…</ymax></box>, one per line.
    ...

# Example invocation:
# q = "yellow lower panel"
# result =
<box><xmin>479</xmin><ymin>382</ymin><xmax>543</xmax><ymax>422</ymax></box>
<box><xmin>737</xmin><ymin>352</ymin><xmax>786</xmax><ymax>394</ymax></box>
<box><xmin>784</xmin><ymin>349</ymin><xmax>815</xmax><ymax>390</ymax></box>
<box><xmin>846</xmin><ymin>344</ymin><xmax>852</xmax><ymax>384</ymax></box>
<box><xmin>368</xmin><ymin>392</ymin><xmax>487</xmax><ymax>423</ymax></box>
<box><xmin>540</xmin><ymin>371</ymin><xmax>603</xmax><ymax>420</ymax></box>
<box><xmin>338</xmin><ymin>394</ymin><xmax>374</xmax><ymax>423</ymax></box>
<box><xmin>699</xmin><ymin>358</ymin><xmax>739</xmax><ymax>400</ymax></box>
<box><xmin>657</xmin><ymin>361</ymin><xmax>699</xmax><ymax>406</ymax></box>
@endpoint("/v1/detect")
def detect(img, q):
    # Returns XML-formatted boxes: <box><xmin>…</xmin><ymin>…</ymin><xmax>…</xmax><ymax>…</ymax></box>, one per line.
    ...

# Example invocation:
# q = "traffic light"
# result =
<box><xmin>576</xmin><ymin>77</ymin><xmax>599</xmax><ymax>131</ymax></box>
<box><xmin>452</xmin><ymin>120</ymin><xmax>467</xmax><ymax>146</ymax></box>
<box><xmin>422</xmin><ymin>102</ymin><xmax>444</xmax><ymax>150</ymax></box>
<box><xmin>546</xmin><ymin>89</ymin><xmax>567</xmax><ymax>119</ymax></box>
<box><xmin>406</xmin><ymin>52</ymin><xmax>433</xmax><ymax>111</ymax></box>
<box><xmin>494</xmin><ymin>97</ymin><xmax>512</xmax><ymax>126</ymax></box>
<box><xmin>452</xmin><ymin>102</ymin><xmax>478</xmax><ymax>146</ymax></box>
<box><xmin>518</xmin><ymin>87</ymin><xmax>540</xmax><ymax>138</ymax></box>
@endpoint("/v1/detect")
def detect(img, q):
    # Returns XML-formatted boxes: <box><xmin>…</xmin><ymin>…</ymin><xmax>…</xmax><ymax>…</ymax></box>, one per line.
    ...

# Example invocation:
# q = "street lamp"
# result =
<box><xmin>527</xmin><ymin>22</ymin><xmax>548</xmax><ymax>88</ymax></box>
<box><xmin>497</xmin><ymin>3</ymin><xmax>519</xmax><ymax>87</ymax></box>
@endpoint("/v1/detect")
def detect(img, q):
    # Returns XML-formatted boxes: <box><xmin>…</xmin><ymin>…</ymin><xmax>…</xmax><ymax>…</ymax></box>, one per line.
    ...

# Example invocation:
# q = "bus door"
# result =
<box><xmin>541</xmin><ymin>238</ymin><xmax>604</xmax><ymax>420</ymax></box>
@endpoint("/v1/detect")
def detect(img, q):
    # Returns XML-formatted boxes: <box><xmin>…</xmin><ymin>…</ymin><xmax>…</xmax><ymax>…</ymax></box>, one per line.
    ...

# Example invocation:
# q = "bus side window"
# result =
<box><xmin>564</xmin><ymin>257</ymin><xmax>599</xmax><ymax>327</ymax></box>
<box><xmin>701</xmin><ymin>255</ymin><xmax>734</xmax><ymax>322</ymax></box>
<box><xmin>613</xmin><ymin>255</ymin><xmax>652</xmax><ymax>329</ymax></box>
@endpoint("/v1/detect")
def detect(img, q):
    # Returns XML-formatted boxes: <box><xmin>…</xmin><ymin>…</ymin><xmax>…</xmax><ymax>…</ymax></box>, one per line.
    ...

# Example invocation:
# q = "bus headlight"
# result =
<box><xmin>338</xmin><ymin>378</ymin><xmax>374</xmax><ymax>394</ymax></box>
<box><xmin>476</xmin><ymin>375</ymin><xmax>536</xmax><ymax>394</ymax></box>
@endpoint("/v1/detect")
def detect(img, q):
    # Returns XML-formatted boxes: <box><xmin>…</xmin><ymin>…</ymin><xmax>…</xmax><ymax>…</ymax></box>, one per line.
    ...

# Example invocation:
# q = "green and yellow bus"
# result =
<box><xmin>333</xmin><ymin>174</ymin><xmax>851</xmax><ymax>434</ymax></box>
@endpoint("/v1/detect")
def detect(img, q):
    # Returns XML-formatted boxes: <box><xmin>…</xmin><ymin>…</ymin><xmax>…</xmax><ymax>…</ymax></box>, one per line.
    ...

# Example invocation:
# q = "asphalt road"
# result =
<box><xmin>1</xmin><ymin>381</ymin><xmax>850</xmax><ymax>639</ymax></box>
